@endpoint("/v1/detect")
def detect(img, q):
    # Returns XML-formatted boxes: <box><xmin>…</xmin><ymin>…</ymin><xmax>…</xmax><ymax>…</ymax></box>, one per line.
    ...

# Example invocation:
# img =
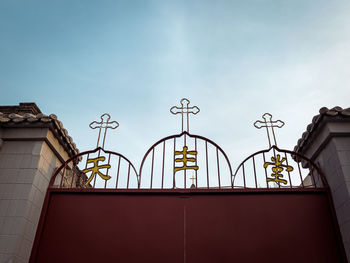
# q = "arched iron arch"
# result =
<box><xmin>139</xmin><ymin>131</ymin><xmax>234</xmax><ymax>189</ymax></box>
<box><xmin>50</xmin><ymin>147</ymin><xmax>139</xmax><ymax>189</ymax></box>
<box><xmin>232</xmin><ymin>145</ymin><xmax>329</xmax><ymax>189</ymax></box>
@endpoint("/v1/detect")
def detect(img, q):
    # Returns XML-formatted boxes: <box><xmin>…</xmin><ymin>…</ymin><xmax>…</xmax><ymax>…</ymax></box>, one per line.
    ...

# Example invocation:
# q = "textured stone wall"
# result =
<box><xmin>329</xmin><ymin>137</ymin><xmax>350</xmax><ymax>259</ymax></box>
<box><xmin>0</xmin><ymin>128</ymin><xmax>69</xmax><ymax>263</ymax></box>
<box><xmin>302</xmin><ymin>122</ymin><xmax>350</xmax><ymax>261</ymax></box>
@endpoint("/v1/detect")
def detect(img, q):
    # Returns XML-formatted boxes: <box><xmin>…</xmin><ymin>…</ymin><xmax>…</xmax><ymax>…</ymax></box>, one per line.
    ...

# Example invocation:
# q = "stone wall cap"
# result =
<box><xmin>0</xmin><ymin>103</ymin><xmax>79</xmax><ymax>157</ymax></box>
<box><xmin>294</xmin><ymin>106</ymin><xmax>350</xmax><ymax>154</ymax></box>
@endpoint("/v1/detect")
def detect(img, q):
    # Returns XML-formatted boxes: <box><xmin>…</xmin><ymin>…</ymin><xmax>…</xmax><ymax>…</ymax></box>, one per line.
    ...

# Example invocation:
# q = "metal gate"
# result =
<box><xmin>29</xmin><ymin>131</ymin><xmax>347</xmax><ymax>262</ymax></box>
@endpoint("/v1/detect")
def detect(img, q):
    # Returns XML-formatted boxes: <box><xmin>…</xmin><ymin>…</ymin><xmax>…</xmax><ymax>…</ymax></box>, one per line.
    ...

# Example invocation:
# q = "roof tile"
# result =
<box><xmin>295</xmin><ymin>106</ymin><xmax>350</xmax><ymax>154</ymax></box>
<box><xmin>0</xmin><ymin>110</ymin><xmax>79</xmax><ymax>157</ymax></box>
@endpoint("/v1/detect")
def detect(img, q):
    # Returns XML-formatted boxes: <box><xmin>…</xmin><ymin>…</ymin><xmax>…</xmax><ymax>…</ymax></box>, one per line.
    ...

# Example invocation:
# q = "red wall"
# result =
<box><xmin>31</xmin><ymin>190</ymin><xmax>345</xmax><ymax>263</ymax></box>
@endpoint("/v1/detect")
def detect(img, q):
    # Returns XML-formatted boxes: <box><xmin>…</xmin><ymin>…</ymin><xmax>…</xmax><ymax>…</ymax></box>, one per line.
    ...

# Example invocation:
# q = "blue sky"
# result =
<box><xmin>1</xmin><ymin>0</ymin><xmax>350</xmax><ymax>168</ymax></box>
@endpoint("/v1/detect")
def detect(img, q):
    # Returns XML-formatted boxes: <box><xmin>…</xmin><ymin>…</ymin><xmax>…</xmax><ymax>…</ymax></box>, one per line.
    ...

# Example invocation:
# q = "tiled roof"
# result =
<box><xmin>0</xmin><ymin>103</ymin><xmax>79</xmax><ymax>157</ymax></box>
<box><xmin>294</xmin><ymin>106</ymin><xmax>350</xmax><ymax>154</ymax></box>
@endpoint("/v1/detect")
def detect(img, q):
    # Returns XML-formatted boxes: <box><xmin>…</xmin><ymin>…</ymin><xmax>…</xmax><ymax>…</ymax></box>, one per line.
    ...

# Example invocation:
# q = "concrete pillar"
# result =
<box><xmin>294</xmin><ymin>106</ymin><xmax>350</xmax><ymax>261</ymax></box>
<box><xmin>0</xmin><ymin>103</ymin><xmax>78</xmax><ymax>263</ymax></box>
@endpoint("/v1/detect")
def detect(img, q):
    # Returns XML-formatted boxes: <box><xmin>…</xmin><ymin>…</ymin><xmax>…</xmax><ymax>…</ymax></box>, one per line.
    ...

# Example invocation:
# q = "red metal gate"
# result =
<box><xmin>30</xmin><ymin>189</ymin><xmax>345</xmax><ymax>263</ymax></box>
<box><xmin>29</xmin><ymin>132</ymin><xmax>347</xmax><ymax>262</ymax></box>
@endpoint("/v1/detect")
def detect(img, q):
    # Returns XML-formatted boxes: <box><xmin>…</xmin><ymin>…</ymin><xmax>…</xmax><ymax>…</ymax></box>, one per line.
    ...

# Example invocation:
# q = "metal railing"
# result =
<box><xmin>50</xmin><ymin>134</ymin><xmax>327</xmax><ymax>190</ymax></box>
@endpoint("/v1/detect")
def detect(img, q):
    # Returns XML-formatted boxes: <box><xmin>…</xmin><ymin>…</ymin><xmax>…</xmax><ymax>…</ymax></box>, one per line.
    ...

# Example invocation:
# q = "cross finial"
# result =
<box><xmin>89</xmin><ymin>113</ymin><xmax>119</xmax><ymax>149</ymax></box>
<box><xmin>254</xmin><ymin>113</ymin><xmax>285</xmax><ymax>148</ymax></box>
<box><xmin>190</xmin><ymin>175</ymin><xmax>196</xmax><ymax>188</ymax></box>
<box><xmin>170</xmin><ymin>98</ymin><xmax>200</xmax><ymax>132</ymax></box>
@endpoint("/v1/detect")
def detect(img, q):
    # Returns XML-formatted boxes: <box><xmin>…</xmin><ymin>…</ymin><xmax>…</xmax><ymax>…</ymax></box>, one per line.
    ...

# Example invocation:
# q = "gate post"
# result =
<box><xmin>294</xmin><ymin>106</ymin><xmax>350</xmax><ymax>261</ymax></box>
<box><xmin>0</xmin><ymin>103</ymin><xmax>79</xmax><ymax>263</ymax></box>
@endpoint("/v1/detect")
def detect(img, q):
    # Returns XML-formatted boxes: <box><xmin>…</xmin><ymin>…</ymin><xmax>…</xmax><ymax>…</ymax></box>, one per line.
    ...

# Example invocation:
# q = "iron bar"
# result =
<box><xmin>252</xmin><ymin>156</ymin><xmax>257</xmax><ymax>188</ymax></box>
<box><xmin>297</xmin><ymin>161</ymin><xmax>305</xmax><ymax>188</ymax></box>
<box><xmin>173</xmin><ymin>137</ymin><xmax>176</xmax><ymax>188</ymax></box>
<box><xmin>97</xmin><ymin>127</ymin><xmax>102</xmax><ymax>148</ymax></box>
<box><xmin>93</xmin><ymin>149</ymin><xmax>101</xmax><ymax>188</ymax></box>
<box><xmin>205</xmin><ymin>141</ymin><xmax>209</xmax><ymax>189</ymax></box>
<box><xmin>216</xmin><ymin>147</ymin><xmax>221</xmax><ymax>189</ymax></box>
<box><xmin>184</xmin><ymin>133</ymin><xmax>187</xmax><ymax>189</ymax></box>
<box><xmin>162</xmin><ymin>141</ymin><xmax>165</xmax><ymax>189</ymax></box>
<box><xmin>102</xmin><ymin>128</ymin><xmax>107</xmax><ymax>149</ymax></box>
<box><xmin>266</xmin><ymin>126</ymin><xmax>272</xmax><ymax>148</ymax></box>
<box><xmin>242</xmin><ymin>163</ymin><xmax>246</xmax><ymax>188</ymax></box>
<box><xmin>59</xmin><ymin>164</ymin><xmax>66</xmax><ymax>188</ymax></box>
<box><xmin>104</xmin><ymin>153</ymin><xmax>111</xmax><ymax>189</ymax></box>
<box><xmin>127</xmin><ymin>163</ymin><xmax>131</xmax><ymax>189</ymax></box>
<box><xmin>150</xmin><ymin>148</ymin><xmax>154</xmax><ymax>189</ymax></box>
<box><xmin>115</xmin><ymin>156</ymin><xmax>121</xmax><ymax>189</ymax></box>
<box><xmin>263</xmin><ymin>152</ymin><xmax>270</xmax><ymax>188</ymax></box>
<box><xmin>284</xmin><ymin>152</ymin><xmax>293</xmax><ymax>188</ymax></box>
<box><xmin>182</xmin><ymin>111</ymin><xmax>184</xmax><ymax>132</ymax></box>
<box><xmin>271</xmin><ymin>125</ymin><xmax>277</xmax><ymax>147</ymax></box>
<box><xmin>195</xmin><ymin>138</ymin><xmax>198</xmax><ymax>188</ymax></box>
<box><xmin>272</xmin><ymin>148</ymin><xmax>280</xmax><ymax>189</ymax></box>
<box><xmin>70</xmin><ymin>157</ymin><xmax>77</xmax><ymax>188</ymax></box>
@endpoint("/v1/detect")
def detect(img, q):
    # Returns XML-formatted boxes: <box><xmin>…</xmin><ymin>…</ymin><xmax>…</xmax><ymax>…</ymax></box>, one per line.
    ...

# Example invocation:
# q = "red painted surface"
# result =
<box><xmin>31</xmin><ymin>190</ymin><xmax>345</xmax><ymax>263</ymax></box>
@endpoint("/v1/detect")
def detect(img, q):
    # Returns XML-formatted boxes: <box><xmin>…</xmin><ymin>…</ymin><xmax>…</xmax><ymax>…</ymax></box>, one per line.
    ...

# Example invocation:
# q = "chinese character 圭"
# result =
<box><xmin>82</xmin><ymin>156</ymin><xmax>111</xmax><ymax>185</ymax></box>
<box><xmin>174</xmin><ymin>146</ymin><xmax>199</xmax><ymax>173</ymax></box>
<box><xmin>264</xmin><ymin>154</ymin><xmax>293</xmax><ymax>185</ymax></box>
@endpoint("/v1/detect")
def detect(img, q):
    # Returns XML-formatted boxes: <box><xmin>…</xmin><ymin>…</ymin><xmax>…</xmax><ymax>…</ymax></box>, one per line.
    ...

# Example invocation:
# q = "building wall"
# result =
<box><xmin>302</xmin><ymin>122</ymin><xmax>350</xmax><ymax>261</ymax></box>
<box><xmin>0</xmin><ymin>127</ymin><xmax>70</xmax><ymax>263</ymax></box>
<box><xmin>319</xmin><ymin>137</ymin><xmax>350</xmax><ymax>259</ymax></box>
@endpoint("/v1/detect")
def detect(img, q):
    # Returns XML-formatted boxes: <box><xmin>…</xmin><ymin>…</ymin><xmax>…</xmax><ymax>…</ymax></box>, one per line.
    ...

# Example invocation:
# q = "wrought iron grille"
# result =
<box><xmin>51</xmin><ymin>148</ymin><xmax>139</xmax><ymax>189</ymax></box>
<box><xmin>139</xmin><ymin>132</ymin><xmax>233</xmax><ymax>189</ymax></box>
<box><xmin>50</xmin><ymin>133</ymin><xmax>327</xmax><ymax>190</ymax></box>
<box><xmin>233</xmin><ymin>146</ymin><xmax>326</xmax><ymax>189</ymax></box>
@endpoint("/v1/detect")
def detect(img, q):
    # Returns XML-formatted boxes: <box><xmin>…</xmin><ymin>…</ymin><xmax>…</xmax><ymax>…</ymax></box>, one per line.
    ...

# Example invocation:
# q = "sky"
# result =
<box><xmin>1</xmin><ymin>0</ymin><xmax>350</xmax><ymax>170</ymax></box>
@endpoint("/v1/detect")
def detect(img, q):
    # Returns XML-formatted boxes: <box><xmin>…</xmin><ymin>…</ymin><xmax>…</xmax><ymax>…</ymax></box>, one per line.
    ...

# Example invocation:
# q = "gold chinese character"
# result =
<box><xmin>174</xmin><ymin>146</ymin><xmax>199</xmax><ymax>173</ymax></box>
<box><xmin>264</xmin><ymin>154</ymin><xmax>293</xmax><ymax>184</ymax></box>
<box><xmin>82</xmin><ymin>156</ymin><xmax>111</xmax><ymax>185</ymax></box>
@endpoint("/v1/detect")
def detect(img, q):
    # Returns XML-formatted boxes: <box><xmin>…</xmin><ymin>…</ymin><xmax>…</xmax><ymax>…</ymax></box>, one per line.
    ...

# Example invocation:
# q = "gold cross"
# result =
<box><xmin>254</xmin><ymin>113</ymin><xmax>284</xmax><ymax>148</ymax></box>
<box><xmin>190</xmin><ymin>175</ymin><xmax>196</xmax><ymax>185</ymax></box>
<box><xmin>89</xmin><ymin>113</ymin><xmax>119</xmax><ymax>149</ymax></box>
<box><xmin>170</xmin><ymin>98</ymin><xmax>200</xmax><ymax>132</ymax></box>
